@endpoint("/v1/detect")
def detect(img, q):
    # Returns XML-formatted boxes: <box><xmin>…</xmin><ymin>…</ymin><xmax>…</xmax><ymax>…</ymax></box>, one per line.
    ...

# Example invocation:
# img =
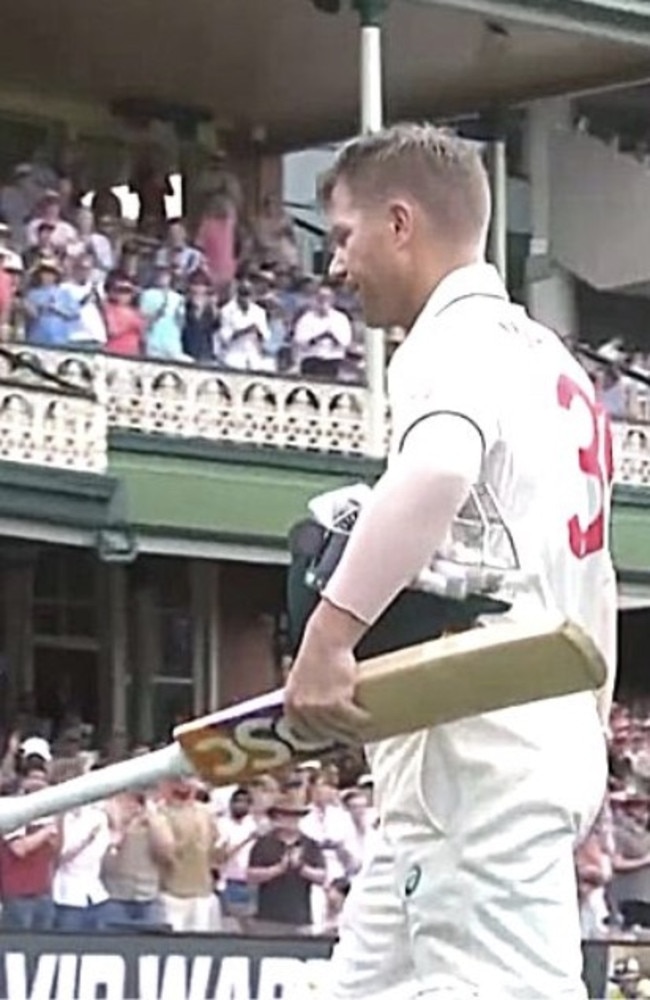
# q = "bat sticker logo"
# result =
<box><xmin>191</xmin><ymin>712</ymin><xmax>335</xmax><ymax>782</ymax></box>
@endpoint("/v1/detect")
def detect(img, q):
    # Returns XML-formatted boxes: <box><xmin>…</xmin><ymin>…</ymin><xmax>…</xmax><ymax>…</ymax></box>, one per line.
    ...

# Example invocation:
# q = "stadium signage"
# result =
<box><xmin>0</xmin><ymin>934</ymin><xmax>333</xmax><ymax>1000</ymax></box>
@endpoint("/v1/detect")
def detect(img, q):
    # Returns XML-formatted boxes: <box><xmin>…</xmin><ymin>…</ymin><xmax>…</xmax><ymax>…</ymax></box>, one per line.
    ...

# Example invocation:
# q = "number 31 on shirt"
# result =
<box><xmin>557</xmin><ymin>374</ymin><xmax>614</xmax><ymax>560</ymax></box>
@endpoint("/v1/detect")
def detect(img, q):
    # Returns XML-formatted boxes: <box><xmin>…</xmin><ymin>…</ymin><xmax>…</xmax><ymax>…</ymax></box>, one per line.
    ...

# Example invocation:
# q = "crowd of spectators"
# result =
<box><xmin>0</xmin><ymin>713</ymin><xmax>376</xmax><ymax>937</ymax></box>
<box><xmin>0</xmin><ymin>149</ymin><xmax>366</xmax><ymax>383</ymax></box>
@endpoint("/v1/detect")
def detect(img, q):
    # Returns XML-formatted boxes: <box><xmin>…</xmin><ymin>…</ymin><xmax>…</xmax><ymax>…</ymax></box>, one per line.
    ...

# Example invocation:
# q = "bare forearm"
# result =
<box><xmin>248</xmin><ymin>864</ymin><xmax>282</xmax><ymax>885</ymax></box>
<box><xmin>300</xmin><ymin>865</ymin><xmax>326</xmax><ymax>885</ymax></box>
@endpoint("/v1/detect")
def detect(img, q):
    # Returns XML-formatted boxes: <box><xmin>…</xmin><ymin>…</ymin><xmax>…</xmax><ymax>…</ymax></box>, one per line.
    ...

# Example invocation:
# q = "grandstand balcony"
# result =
<box><xmin>3</xmin><ymin>345</ymin><xmax>649</xmax><ymax>488</ymax></box>
<box><xmin>0</xmin><ymin>350</ymin><xmax>107</xmax><ymax>473</ymax></box>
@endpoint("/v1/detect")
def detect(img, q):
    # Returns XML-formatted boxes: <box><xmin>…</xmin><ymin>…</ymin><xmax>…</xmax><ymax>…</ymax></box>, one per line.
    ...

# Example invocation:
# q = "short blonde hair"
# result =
<box><xmin>320</xmin><ymin>122</ymin><xmax>491</xmax><ymax>247</ymax></box>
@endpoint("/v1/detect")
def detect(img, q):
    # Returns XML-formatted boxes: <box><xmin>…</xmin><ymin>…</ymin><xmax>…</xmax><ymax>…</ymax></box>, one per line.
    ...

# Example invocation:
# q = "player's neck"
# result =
<box><xmin>403</xmin><ymin>249</ymin><xmax>484</xmax><ymax>332</ymax></box>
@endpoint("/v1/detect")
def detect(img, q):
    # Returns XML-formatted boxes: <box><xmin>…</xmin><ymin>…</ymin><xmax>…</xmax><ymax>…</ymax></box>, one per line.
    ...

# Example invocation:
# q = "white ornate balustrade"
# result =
<box><xmin>3</xmin><ymin>346</ymin><xmax>650</xmax><ymax>487</ymax></box>
<box><xmin>612</xmin><ymin>419</ymin><xmax>650</xmax><ymax>487</ymax></box>
<box><xmin>8</xmin><ymin>346</ymin><xmax>372</xmax><ymax>457</ymax></box>
<box><xmin>0</xmin><ymin>352</ymin><xmax>107</xmax><ymax>473</ymax></box>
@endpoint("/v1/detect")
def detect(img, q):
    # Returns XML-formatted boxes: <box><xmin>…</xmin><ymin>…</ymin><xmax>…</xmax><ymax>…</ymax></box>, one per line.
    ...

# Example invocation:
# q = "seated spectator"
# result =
<box><xmin>248</xmin><ymin>792</ymin><xmax>325</xmax><ymax>927</ymax></box>
<box><xmin>293</xmin><ymin>284</ymin><xmax>353</xmax><ymax>379</ymax></box>
<box><xmin>26</xmin><ymin>189</ymin><xmax>78</xmax><ymax>255</ymax></box>
<box><xmin>0</xmin><ymin>769</ymin><xmax>60</xmax><ymax>930</ymax></box>
<box><xmin>220</xmin><ymin>279</ymin><xmax>273</xmax><ymax>372</ymax></box>
<box><xmin>140</xmin><ymin>263</ymin><xmax>187</xmax><ymax>361</ymax></box>
<box><xmin>60</xmin><ymin>253</ymin><xmax>107</xmax><ymax>348</ymax></box>
<box><xmin>103</xmin><ymin>273</ymin><xmax>144</xmax><ymax>357</ymax></box>
<box><xmin>24</xmin><ymin>258</ymin><xmax>80</xmax><ymax>347</ymax></box>
<box><xmin>182</xmin><ymin>269</ymin><xmax>219</xmax><ymax>363</ymax></box>
<box><xmin>102</xmin><ymin>788</ymin><xmax>174</xmax><ymax>928</ymax></box>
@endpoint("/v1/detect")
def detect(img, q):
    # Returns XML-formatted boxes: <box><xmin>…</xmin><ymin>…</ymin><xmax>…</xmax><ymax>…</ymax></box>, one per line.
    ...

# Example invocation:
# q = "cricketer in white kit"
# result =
<box><xmin>286</xmin><ymin>123</ymin><xmax>616</xmax><ymax>1000</ymax></box>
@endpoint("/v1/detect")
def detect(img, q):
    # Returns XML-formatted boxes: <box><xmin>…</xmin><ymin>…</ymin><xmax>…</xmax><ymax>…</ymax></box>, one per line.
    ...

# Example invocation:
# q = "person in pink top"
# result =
<box><xmin>195</xmin><ymin>194</ymin><xmax>237</xmax><ymax>296</ymax></box>
<box><xmin>103</xmin><ymin>273</ymin><xmax>144</xmax><ymax>357</ymax></box>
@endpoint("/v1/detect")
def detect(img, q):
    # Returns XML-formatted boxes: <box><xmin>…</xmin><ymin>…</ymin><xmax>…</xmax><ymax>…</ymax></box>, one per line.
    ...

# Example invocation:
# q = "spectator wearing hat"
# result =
<box><xmin>182</xmin><ymin>269</ymin><xmax>220</xmax><ymax>363</ymax></box>
<box><xmin>24</xmin><ymin>258</ymin><xmax>80</xmax><ymax>348</ymax></box>
<box><xmin>608</xmin><ymin>956</ymin><xmax>650</xmax><ymax>998</ymax></box>
<box><xmin>247</xmin><ymin>792</ymin><xmax>325</xmax><ymax>927</ymax></box>
<box><xmin>140</xmin><ymin>263</ymin><xmax>187</xmax><ymax>361</ymax></box>
<box><xmin>26</xmin><ymin>190</ymin><xmax>78</xmax><ymax>255</ymax></box>
<box><xmin>103</xmin><ymin>272</ymin><xmax>144</xmax><ymax>357</ymax></box>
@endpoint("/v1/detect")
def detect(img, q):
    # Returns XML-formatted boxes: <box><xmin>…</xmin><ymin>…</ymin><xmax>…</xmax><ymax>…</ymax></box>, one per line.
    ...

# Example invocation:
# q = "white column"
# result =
<box><xmin>488</xmin><ymin>138</ymin><xmax>508</xmax><ymax>284</ymax></box>
<box><xmin>525</xmin><ymin>98</ymin><xmax>577</xmax><ymax>340</ymax></box>
<box><xmin>360</xmin><ymin>21</ymin><xmax>387</xmax><ymax>458</ymax></box>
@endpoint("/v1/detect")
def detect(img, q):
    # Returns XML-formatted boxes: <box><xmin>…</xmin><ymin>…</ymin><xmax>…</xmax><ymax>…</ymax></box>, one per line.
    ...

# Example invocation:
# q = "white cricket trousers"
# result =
<box><xmin>330</xmin><ymin>694</ymin><xmax>608</xmax><ymax>1000</ymax></box>
<box><xmin>160</xmin><ymin>892</ymin><xmax>221</xmax><ymax>932</ymax></box>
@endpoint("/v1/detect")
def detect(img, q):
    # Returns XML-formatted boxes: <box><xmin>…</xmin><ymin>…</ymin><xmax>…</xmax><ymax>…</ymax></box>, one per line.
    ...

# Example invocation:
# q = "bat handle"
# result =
<box><xmin>0</xmin><ymin>743</ymin><xmax>191</xmax><ymax>835</ymax></box>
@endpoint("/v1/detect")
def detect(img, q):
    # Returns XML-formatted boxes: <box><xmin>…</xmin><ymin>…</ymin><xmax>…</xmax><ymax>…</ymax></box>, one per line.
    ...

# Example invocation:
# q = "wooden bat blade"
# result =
<box><xmin>354</xmin><ymin>615</ymin><xmax>607</xmax><ymax>738</ymax></box>
<box><xmin>175</xmin><ymin>615</ymin><xmax>606</xmax><ymax>785</ymax></box>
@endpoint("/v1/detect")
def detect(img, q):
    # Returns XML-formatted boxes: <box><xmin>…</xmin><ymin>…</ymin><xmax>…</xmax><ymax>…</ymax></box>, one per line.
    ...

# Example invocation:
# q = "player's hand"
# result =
<box><xmin>285</xmin><ymin>607</ymin><xmax>371</xmax><ymax>745</ymax></box>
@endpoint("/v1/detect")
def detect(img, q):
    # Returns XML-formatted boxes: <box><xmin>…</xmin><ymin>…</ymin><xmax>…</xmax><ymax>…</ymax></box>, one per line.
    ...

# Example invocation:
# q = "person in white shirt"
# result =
<box><xmin>53</xmin><ymin>800</ymin><xmax>111</xmax><ymax>931</ymax></box>
<box><xmin>293</xmin><ymin>284</ymin><xmax>353</xmax><ymax>379</ymax></box>
<box><xmin>215</xmin><ymin>787</ymin><xmax>259</xmax><ymax>916</ymax></box>
<box><xmin>286</xmin><ymin>123</ymin><xmax>616</xmax><ymax>1000</ymax></box>
<box><xmin>300</xmin><ymin>774</ymin><xmax>357</xmax><ymax>931</ymax></box>
<box><xmin>219</xmin><ymin>280</ymin><xmax>273</xmax><ymax>371</ymax></box>
<box><xmin>60</xmin><ymin>253</ymin><xmax>107</xmax><ymax>347</ymax></box>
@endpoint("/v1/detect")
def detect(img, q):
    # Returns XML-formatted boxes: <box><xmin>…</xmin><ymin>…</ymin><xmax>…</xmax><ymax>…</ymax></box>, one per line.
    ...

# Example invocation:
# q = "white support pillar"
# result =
<box><xmin>356</xmin><ymin>0</ymin><xmax>389</xmax><ymax>458</ymax></box>
<box><xmin>525</xmin><ymin>98</ymin><xmax>577</xmax><ymax>340</ymax></box>
<box><xmin>488</xmin><ymin>138</ymin><xmax>508</xmax><ymax>285</ymax></box>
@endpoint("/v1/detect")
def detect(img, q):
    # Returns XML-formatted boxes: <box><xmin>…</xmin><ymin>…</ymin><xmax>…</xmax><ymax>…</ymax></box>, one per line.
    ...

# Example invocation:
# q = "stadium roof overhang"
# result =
<box><xmin>2</xmin><ymin>0</ymin><xmax>650</xmax><ymax>150</ymax></box>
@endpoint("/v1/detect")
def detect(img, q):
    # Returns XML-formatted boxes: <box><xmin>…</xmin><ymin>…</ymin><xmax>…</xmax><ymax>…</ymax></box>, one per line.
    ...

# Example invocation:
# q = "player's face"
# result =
<box><xmin>327</xmin><ymin>180</ymin><xmax>404</xmax><ymax>329</ymax></box>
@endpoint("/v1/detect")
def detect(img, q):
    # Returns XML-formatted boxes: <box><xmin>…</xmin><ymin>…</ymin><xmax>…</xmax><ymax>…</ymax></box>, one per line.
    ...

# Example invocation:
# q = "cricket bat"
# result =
<box><xmin>0</xmin><ymin>615</ymin><xmax>606</xmax><ymax>835</ymax></box>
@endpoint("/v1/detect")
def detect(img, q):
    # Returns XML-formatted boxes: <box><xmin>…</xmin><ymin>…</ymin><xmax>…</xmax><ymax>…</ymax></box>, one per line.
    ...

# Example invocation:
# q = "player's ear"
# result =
<box><xmin>387</xmin><ymin>200</ymin><xmax>414</xmax><ymax>249</ymax></box>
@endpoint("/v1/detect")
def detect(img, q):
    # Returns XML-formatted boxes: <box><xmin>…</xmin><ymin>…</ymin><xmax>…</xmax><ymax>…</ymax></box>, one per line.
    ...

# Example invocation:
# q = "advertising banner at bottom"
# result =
<box><xmin>0</xmin><ymin>930</ymin><xmax>334</xmax><ymax>1000</ymax></box>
